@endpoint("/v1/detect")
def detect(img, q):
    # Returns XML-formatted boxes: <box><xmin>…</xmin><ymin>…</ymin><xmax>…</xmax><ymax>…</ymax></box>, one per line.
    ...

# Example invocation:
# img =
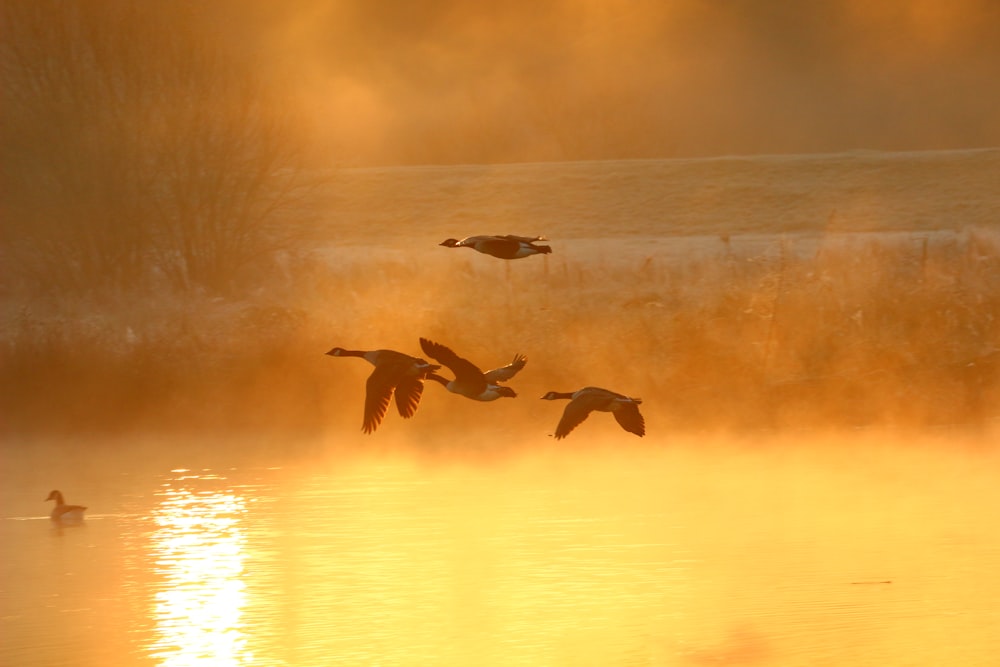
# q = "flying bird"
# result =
<box><xmin>541</xmin><ymin>387</ymin><xmax>645</xmax><ymax>439</ymax></box>
<box><xmin>419</xmin><ymin>337</ymin><xmax>525</xmax><ymax>401</ymax></box>
<box><xmin>439</xmin><ymin>235</ymin><xmax>552</xmax><ymax>260</ymax></box>
<box><xmin>46</xmin><ymin>490</ymin><xmax>87</xmax><ymax>523</ymax></box>
<box><xmin>326</xmin><ymin>346</ymin><xmax>440</xmax><ymax>433</ymax></box>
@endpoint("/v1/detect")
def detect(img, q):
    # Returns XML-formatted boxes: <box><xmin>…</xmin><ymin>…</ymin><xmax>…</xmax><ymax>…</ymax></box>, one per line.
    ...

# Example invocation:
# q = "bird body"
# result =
<box><xmin>326</xmin><ymin>346</ymin><xmax>440</xmax><ymax>433</ymax></box>
<box><xmin>419</xmin><ymin>337</ymin><xmax>524</xmax><ymax>401</ymax></box>
<box><xmin>46</xmin><ymin>490</ymin><xmax>87</xmax><ymax>522</ymax></box>
<box><xmin>541</xmin><ymin>387</ymin><xmax>645</xmax><ymax>439</ymax></box>
<box><xmin>439</xmin><ymin>235</ymin><xmax>552</xmax><ymax>260</ymax></box>
<box><xmin>425</xmin><ymin>372</ymin><xmax>515</xmax><ymax>400</ymax></box>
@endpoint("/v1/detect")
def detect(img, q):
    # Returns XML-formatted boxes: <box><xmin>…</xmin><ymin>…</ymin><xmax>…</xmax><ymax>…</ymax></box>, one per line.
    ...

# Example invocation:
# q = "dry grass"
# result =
<box><xmin>2</xmin><ymin>227</ymin><xmax>998</xmax><ymax>440</ymax></box>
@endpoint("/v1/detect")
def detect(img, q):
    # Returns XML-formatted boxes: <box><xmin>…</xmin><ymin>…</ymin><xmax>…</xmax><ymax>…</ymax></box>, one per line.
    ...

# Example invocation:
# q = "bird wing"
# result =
<box><xmin>484</xmin><ymin>354</ymin><xmax>527</xmax><ymax>383</ymax></box>
<box><xmin>553</xmin><ymin>394</ymin><xmax>600</xmax><ymax>439</ymax></box>
<box><xmin>458</xmin><ymin>235</ymin><xmax>497</xmax><ymax>245</ymax></box>
<box><xmin>419</xmin><ymin>338</ymin><xmax>487</xmax><ymax>388</ymax></box>
<box><xmin>613</xmin><ymin>402</ymin><xmax>646</xmax><ymax>437</ymax></box>
<box><xmin>394</xmin><ymin>375</ymin><xmax>425</xmax><ymax>419</ymax></box>
<box><xmin>499</xmin><ymin>234</ymin><xmax>546</xmax><ymax>243</ymax></box>
<box><xmin>362</xmin><ymin>363</ymin><xmax>400</xmax><ymax>433</ymax></box>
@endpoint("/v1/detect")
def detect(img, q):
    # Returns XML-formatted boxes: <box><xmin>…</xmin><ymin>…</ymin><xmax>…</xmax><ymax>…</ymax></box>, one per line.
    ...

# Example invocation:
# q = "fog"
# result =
<box><xmin>3</xmin><ymin>149</ymin><xmax>999</xmax><ymax>438</ymax></box>
<box><xmin>5</xmin><ymin>0</ymin><xmax>1000</xmax><ymax>170</ymax></box>
<box><xmin>204</xmin><ymin>0</ymin><xmax>1000</xmax><ymax>165</ymax></box>
<box><xmin>4</xmin><ymin>432</ymin><xmax>1000</xmax><ymax>665</ymax></box>
<box><xmin>2</xmin><ymin>7</ymin><xmax>999</xmax><ymax>661</ymax></box>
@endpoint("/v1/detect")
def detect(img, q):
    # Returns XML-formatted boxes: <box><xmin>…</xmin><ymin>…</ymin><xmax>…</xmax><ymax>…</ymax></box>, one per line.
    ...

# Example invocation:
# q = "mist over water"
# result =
<box><xmin>3</xmin><ymin>434</ymin><xmax>999</xmax><ymax>666</ymax></box>
<box><xmin>3</xmin><ymin>3</ymin><xmax>1000</xmax><ymax>665</ymax></box>
<box><xmin>2</xmin><ymin>136</ymin><xmax>998</xmax><ymax>667</ymax></box>
<box><xmin>6</xmin><ymin>0</ymin><xmax>1000</xmax><ymax>169</ymax></box>
<box><xmin>212</xmin><ymin>0</ymin><xmax>1000</xmax><ymax>164</ymax></box>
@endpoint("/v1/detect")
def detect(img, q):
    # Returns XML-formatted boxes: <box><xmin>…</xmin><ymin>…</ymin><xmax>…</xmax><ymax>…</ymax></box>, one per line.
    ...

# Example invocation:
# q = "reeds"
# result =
<box><xmin>2</xmin><ymin>228</ymin><xmax>998</xmax><ymax>438</ymax></box>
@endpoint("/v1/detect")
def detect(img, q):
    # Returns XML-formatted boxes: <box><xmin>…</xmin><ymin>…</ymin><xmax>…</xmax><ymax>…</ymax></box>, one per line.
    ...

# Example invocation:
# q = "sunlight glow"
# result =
<box><xmin>148</xmin><ymin>477</ymin><xmax>250</xmax><ymax>667</ymax></box>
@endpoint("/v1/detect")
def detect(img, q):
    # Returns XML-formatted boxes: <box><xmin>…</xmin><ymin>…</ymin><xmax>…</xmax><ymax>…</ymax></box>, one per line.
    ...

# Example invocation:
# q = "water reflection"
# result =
<box><xmin>148</xmin><ymin>470</ymin><xmax>248</xmax><ymax>666</ymax></box>
<box><xmin>5</xmin><ymin>439</ymin><xmax>998</xmax><ymax>666</ymax></box>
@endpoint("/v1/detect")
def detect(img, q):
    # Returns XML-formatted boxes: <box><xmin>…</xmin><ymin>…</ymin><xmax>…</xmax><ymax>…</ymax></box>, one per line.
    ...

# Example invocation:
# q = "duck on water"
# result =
<box><xmin>46</xmin><ymin>490</ymin><xmax>87</xmax><ymax>523</ymax></box>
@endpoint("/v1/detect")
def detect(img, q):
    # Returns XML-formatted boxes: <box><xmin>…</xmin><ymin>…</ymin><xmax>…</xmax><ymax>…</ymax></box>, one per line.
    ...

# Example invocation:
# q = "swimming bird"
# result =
<box><xmin>541</xmin><ymin>387</ymin><xmax>645</xmax><ymax>439</ymax></box>
<box><xmin>326</xmin><ymin>346</ymin><xmax>440</xmax><ymax>433</ymax></box>
<box><xmin>439</xmin><ymin>235</ymin><xmax>552</xmax><ymax>260</ymax></box>
<box><xmin>46</xmin><ymin>490</ymin><xmax>87</xmax><ymax>522</ymax></box>
<box><xmin>419</xmin><ymin>337</ymin><xmax>525</xmax><ymax>401</ymax></box>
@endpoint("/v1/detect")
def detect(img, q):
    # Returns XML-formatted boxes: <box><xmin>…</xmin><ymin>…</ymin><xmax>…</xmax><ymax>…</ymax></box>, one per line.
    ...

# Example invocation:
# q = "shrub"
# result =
<box><xmin>0</xmin><ymin>0</ymin><xmax>316</xmax><ymax>296</ymax></box>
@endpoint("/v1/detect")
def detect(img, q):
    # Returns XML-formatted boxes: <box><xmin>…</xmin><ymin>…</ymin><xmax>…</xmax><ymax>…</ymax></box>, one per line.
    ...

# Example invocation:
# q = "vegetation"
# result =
<box><xmin>1</xmin><ymin>4</ymin><xmax>995</xmax><ymax>441</ymax></box>
<box><xmin>2</xmin><ymin>228</ymin><xmax>997</xmax><ymax>438</ymax></box>
<box><xmin>0</xmin><ymin>0</ymin><xmax>316</xmax><ymax>295</ymax></box>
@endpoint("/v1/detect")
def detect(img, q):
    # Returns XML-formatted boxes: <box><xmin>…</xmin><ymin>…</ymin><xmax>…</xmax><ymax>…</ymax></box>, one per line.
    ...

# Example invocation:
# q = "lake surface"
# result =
<box><xmin>2</xmin><ymin>434</ymin><xmax>998</xmax><ymax>666</ymax></box>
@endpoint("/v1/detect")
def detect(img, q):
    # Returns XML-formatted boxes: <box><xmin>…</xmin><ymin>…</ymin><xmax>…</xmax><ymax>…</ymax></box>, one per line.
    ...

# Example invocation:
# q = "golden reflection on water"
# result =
<box><xmin>269</xmin><ymin>441</ymin><xmax>1000</xmax><ymax>666</ymax></box>
<box><xmin>82</xmin><ymin>438</ymin><xmax>1000</xmax><ymax>666</ymax></box>
<box><xmin>148</xmin><ymin>470</ymin><xmax>249</xmax><ymax>666</ymax></box>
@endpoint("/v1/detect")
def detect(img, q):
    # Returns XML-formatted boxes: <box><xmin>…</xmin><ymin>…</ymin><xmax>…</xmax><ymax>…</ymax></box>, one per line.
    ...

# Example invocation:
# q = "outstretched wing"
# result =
<box><xmin>419</xmin><ymin>338</ymin><xmax>487</xmax><ymax>390</ymax></box>
<box><xmin>499</xmin><ymin>235</ymin><xmax>547</xmax><ymax>243</ymax></box>
<box><xmin>362</xmin><ymin>364</ymin><xmax>398</xmax><ymax>433</ymax></box>
<box><xmin>484</xmin><ymin>354</ymin><xmax>527</xmax><ymax>384</ymax></box>
<box><xmin>612</xmin><ymin>402</ymin><xmax>645</xmax><ymax>437</ymax></box>
<box><xmin>553</xmin><ymin>396</ymin><xmax>597</xmax><ymax>440</ymax></box>
<box><xmin>394</xmin><ymin>376</ymin><xmax>425</xmax><ymax>419</ymax></box>
<box><xmin>458</xmin><ymin>235</ymin><xmax>497</xmax><ymax>245</ymax></box>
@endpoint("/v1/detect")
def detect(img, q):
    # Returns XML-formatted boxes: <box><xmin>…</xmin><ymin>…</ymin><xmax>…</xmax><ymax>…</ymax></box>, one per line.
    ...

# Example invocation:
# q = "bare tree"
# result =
<box><xmin>0</xmin><ymin>0</ymin><xmax>316</xmax><ymax>295</ymax></box>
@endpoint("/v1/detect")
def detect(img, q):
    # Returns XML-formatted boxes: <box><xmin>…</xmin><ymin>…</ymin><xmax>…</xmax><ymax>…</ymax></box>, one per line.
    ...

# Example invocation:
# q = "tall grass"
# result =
<box><xmin>2</xmin><ymin>228</ymin><xmax>998</xmax><ymax>439</ymax></box>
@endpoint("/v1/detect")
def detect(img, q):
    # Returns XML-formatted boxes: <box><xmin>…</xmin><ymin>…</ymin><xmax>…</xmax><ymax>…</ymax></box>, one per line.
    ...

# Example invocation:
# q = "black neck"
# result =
<box><xmin>426</xmin><ymin>372</ymin><xmax>449</xmax><ymax>386</ymax></box>
<box><xmin>329</xmin><ymin>348</ymin><xmax>365</xmax><ymax>358</ymax></box>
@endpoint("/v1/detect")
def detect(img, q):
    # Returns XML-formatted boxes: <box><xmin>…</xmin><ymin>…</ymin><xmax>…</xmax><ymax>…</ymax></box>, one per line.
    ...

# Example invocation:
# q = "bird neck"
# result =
<box><xmin>328</xmin><ymin>348</ymin><xmax>367</xmax><ymax>360</ymax></box>
<box><xmin>426</xmin><ymin>372</ymin><xmax>450</xmax><ymax>387</ymax></box>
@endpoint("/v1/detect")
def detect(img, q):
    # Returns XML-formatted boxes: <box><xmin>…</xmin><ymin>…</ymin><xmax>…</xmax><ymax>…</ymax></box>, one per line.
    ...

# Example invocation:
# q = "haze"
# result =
<box><xmin>211</xmin><ymin>0</ymin><xmax>1000</xmax><ymax>165</ymax></box>
<box><xmin>2</xmin><ymin>2</ymin><xmax>1000</xmax><ymax>665</ymax></box>
<box><xmin>2</xmin><ymin>0</ymin><xmax>998</xmax><ymax>453</ymax></box>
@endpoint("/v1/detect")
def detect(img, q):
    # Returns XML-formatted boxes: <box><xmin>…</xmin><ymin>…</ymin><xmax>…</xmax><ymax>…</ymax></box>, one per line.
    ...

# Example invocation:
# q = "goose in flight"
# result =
<box><xmin>439</xmin><ymin>235</ymin><xmax>552</xmax><ymax>260</ymax></box>
<box><xmin>46</xmin><ymin>490</ymin><xmax>87</xmax><ymax>522</ymax></box>
<box><xmin>541</xmin><ymin>387</ymin><xmax>645</xmax><ymax>439</ymax></box>
<box><xmin>419</xmin><ymin>337</ymin><xmax>525</xmax><ymax>401</ymax></box>
<box><xmin>326</xmin><ymin>346</ymin><xmax>440</xmax><ymax>433</ymax></box>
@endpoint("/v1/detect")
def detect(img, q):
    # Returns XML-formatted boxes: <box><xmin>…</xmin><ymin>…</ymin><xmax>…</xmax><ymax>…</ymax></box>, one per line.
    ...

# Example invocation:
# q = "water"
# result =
<box><xmin>2</xmin><ymin>435</ymin><xmax>999</xmax><ymax>666</ymax></box>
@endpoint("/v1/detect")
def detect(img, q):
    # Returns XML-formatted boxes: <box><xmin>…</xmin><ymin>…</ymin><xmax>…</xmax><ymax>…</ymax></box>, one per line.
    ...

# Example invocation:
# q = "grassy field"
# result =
<box><xmin>3</xmin><ymin>150</ymin><xmax>999</xmax><ymax>440</ymax></box>
<box><xmin>316</xmin><ymin>148</ymin><xmax>1000</xmax><ymax>243</ymax></box>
